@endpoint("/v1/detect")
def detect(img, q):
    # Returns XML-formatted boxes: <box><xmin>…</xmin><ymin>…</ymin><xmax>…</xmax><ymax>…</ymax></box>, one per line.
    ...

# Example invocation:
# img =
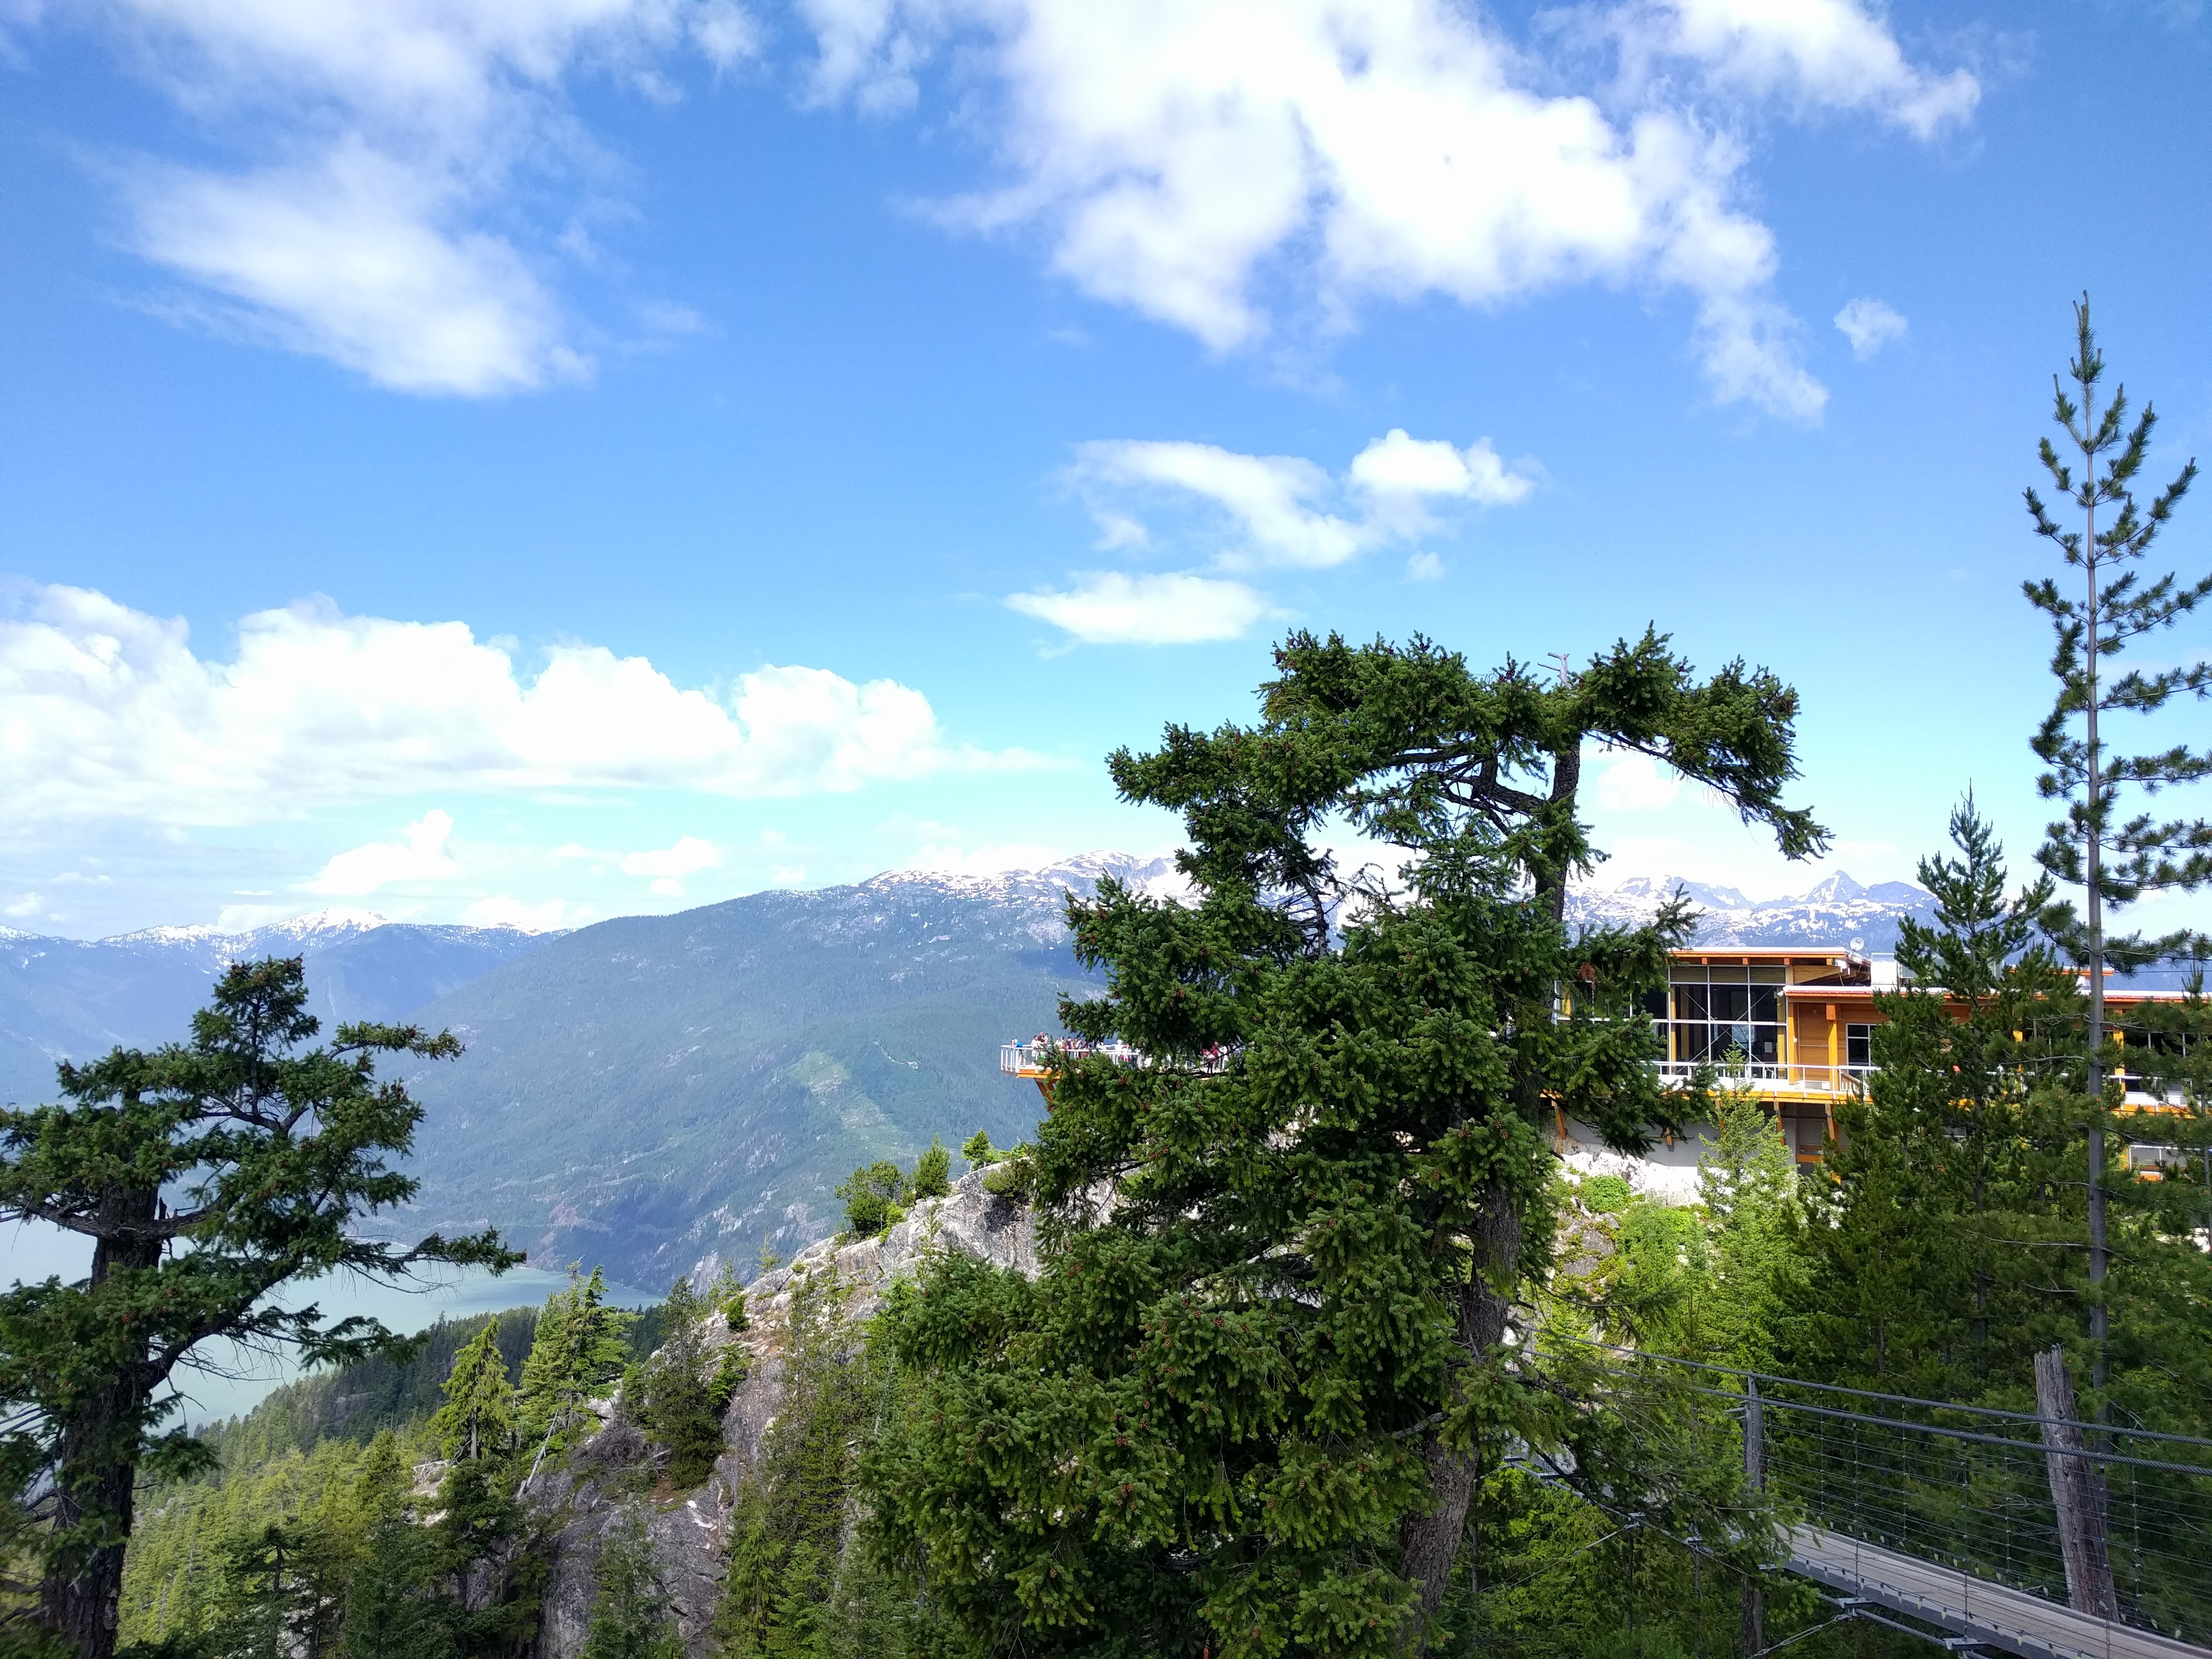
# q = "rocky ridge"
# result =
<box><xmin>524</xmin><ymin>1169</ymin><xmax>1038</xmax><ymax>1659</ymax></box>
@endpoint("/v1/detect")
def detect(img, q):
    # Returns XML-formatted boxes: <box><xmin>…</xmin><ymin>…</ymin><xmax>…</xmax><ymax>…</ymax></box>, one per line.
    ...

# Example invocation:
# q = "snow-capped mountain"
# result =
<box><xmin>1568</xmin><ymin>872</ymin><xmax>1935</xmax><ymax>951</ymax></box>
<box><xmin>0</xmin><ymin>912</ymin><xmax>561</xmax><ymax>1105</ymax></box>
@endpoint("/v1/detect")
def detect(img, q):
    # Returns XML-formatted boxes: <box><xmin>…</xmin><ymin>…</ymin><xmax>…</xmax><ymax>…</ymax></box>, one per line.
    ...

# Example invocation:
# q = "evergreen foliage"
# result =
<box><xmin>433</xmin><ymin>1327</ymin><xmax>518</xmax><ymax>1466</ymax></box>
<box><xmin>579</xmin><ymin>1513</ymin><xmax>681</xmax><ymax>1659</ymax></box>
<box><xmin>2023</xmin><ymin>298</ymin><xmax>2210</xmax><ymax>973</ymax></box>
<box><xmin>2022</xmin><ymin>297</ymin><xmax>2211</xmax><ymax>1406</ymax></box>
<box><xmin>860</xmin><ymin>630</ymin><xmax>1824</xmax><ymax>1658</ymax></box>
<box><xmin>910</xmin><ymin>1139</ymin><xmax>951</xmax><ymax>1201</ymax></box>
<box><xmin>715</xmin><ymin>1276</ymin><xmax>913</xmax><ymax>1659</ymax></box>
<box><xmin>835</xmin><ymin>1141</ymin><xmax>956</xmax><ymax>1238</ymax></box>
<box><xmin>1780</xmin><ymin>799</ymin><xmax>2212</xmax><ymax>1427</ymax></box>
<box><xmin>1693</xmin><ymin>1076</ymin><xmax>1801</xmax><ymax>1374</ymax></box>
<box><xmin>517</xmin><ymin>1268</ymin><xmax>635</xmax><ymax>1480</ymax></box>
<box><xmin>625</xmin><ymin>1276</ymin><xmax>734</xmax><ymax>1490</ymax></box>
<box><xmin>0</xmin><ymin>958</ymin><xmax>516</xmax><ymax>1657</ymax></box>
<box><xmin>836</xmin><ymin>1163</ymin><xmax>907</xmax><ymax>1238</ymax></box>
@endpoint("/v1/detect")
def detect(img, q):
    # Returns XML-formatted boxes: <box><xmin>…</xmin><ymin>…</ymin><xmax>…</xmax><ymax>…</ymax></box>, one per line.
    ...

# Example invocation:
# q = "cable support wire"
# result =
<box><xmin>1531</xmin><ymin>1340</ymin><xmax>2212</xmax><ymax>1647</ymax></box>
<box><xmin>1554</xmin><ymin>1335</ymin><xmax>2212</xmax><ymax>1453</ymax></box>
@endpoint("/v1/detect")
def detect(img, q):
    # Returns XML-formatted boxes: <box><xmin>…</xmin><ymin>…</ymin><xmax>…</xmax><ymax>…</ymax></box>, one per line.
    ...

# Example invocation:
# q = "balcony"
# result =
<box><xmin>1653</xmin><ymin>1059</ymin><xmax>1875</xmax><ymax>1099</ymax></box>
<box><xmin>998</xmin><ymin>1039</ymin><xmax>1231</xmax><ymax>1078</ymax></box>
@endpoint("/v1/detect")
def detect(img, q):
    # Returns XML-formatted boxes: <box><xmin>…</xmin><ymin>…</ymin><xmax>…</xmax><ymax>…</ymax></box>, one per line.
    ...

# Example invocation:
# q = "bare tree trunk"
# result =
<box><xmin>2035</xmin><ymin>1345</ymin><xmax>2118</xmax><ymax>1620</ymax></box>
<box><xmin>1398</xmin><ymin>1189</ymin><xmax>1519</xmax><ymax>1646</ymax></box>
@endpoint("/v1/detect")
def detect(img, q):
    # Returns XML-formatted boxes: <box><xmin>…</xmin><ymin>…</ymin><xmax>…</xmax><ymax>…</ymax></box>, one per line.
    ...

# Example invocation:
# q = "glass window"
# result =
<box><xmin>1675</xmin><ymin>985</ymin><xmax>1710</xmax><ymax>1022</ymax></box>
<box><xmin>1750</xmin><ymin>986</ymin><xmax>1779</xmax><ymax>1023</ymax></box>
<box><xmin>1640</xmin><ymin>989</ymin><xmax>1668</xmax><ymax>1020</ymax></box>
<box><xmin>1752</xmin><ymin>1024</ymin><xmax>1781</xmax><ymax>1064</ymax></box>
<box><xmin>1749</xmin><ymin>965</ymin><xmax>1785</xmax><ymax>984</ymax></box>
<box><xmin>1846</xmin><ymin>1024</ymin><xmax>1872</xmax><ymax>1067</ymax></box>
<box><xmin>1710</xmin><ymin>984</ymin><xmax>1749</xmax><ymax>1022</ymax></box>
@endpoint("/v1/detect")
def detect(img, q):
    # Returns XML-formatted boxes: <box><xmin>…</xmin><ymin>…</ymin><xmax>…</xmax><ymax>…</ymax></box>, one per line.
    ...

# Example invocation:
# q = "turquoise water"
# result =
<box><xmin>2</xmin><ymin>1220</ymin><xmax>656</xmax><ymax>1426</ymax></box>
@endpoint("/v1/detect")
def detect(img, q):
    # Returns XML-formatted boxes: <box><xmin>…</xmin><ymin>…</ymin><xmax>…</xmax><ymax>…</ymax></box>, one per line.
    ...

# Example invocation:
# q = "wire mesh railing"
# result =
<box><xmin>1565</xmin><ymin>1343</ymin><xmax>2212</xmax><ymax>1648</ymax></box>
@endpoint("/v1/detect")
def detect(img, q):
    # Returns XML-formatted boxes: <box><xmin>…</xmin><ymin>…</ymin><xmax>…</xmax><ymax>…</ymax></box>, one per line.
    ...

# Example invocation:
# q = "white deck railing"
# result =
<box><xmin>1653</xmin><ymin>1060</ymin><xmax>1877</xmax><ymax>1096</ymax></box>
<box><xmin>1000</xmin><ymin>1040</ymin><xmax>1232</xmax><ymax>1076</ymax></box>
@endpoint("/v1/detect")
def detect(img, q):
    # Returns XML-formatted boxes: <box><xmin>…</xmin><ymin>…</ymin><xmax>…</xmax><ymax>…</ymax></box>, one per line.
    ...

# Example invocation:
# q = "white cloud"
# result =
<box><xmin>1406</xmin><ymin>551</ymin><xmax>1445</xmax><ymax>583</ymax></box>
<box><xmin>621</xmin><ymin>834</ymin><xmax>722</xmax><ymax>895</ymax></box>
<box><xmin>1833</xmin><ymin>296</ymin><xmax>1907</xmax><ymax>359</ymax></box>
<box><xmin>126</xmin><ymin>144</ymin><xmax>584</xmax><ymax>397</ymax></box>
<box><xmin>1592</xmin><ymin>751</ymin><xmax>1683</xmax><ymax>812</ymax></box>
<box><xmin>620</xmin><ymin>836</ymin><xmax>723</xmax><ymax>878</ymax></box>
<box><xmin>1350</xmin><ymin>430</ymin><xmax>1533</xmax><ymax>509</ymax></box>
<box><xmin>1074</xmin><ymin>428</ymin><xmax>1536</xmax><ymax>574</ymax></box>
<box><xmin>1651</xmin><ymin>0</ymin><xmax>1979</xmax><ymax>138</ymax></box>
<box><xmin>462</xmin><ymin>895</ymin><xmax>571</xmax><ymax>931</ymax></box>
<box><xmin>49</xmin><ymin>0</ymin><xmax>754</xmax><ymax>393</ymax></box>
<box><xmin>1077</xmin><ymin>442</ymin><xmax>1362</xmax><ymax>569</ymax></box>
<box><xmin>801</xmin><ymin>0</ymin><xmax>1965</xmax><ymax>415</ymax></box>
<box><xmin>1005</xmin><ymin>571</ymin><xmax>1276</xmax><ymax>645</ymax></box>
<box><xmin>0</xmin><ymin>584</ymin><xmax>1025</xmax><ymax>825</ymax></box>
<box><xmin>303</xmin><ymin>809</ymin><xmax>462</xmax><ymax>894</ymax></box>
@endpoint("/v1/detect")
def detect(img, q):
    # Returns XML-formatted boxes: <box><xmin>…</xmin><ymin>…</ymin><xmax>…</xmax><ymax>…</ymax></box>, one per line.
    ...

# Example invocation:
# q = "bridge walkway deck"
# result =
<box><xmin>1786</xmin><ymin>1527</ymin><xmax>2210</xmax><ymax>1659</ymax></box>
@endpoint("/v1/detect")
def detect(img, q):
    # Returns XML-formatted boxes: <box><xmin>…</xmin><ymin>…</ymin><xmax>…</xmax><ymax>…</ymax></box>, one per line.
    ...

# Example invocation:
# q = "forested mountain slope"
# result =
<box><xmin>388</xmin><ymin>858</ymin><xmax>1170</xmax><ymax>1290</ymax></box>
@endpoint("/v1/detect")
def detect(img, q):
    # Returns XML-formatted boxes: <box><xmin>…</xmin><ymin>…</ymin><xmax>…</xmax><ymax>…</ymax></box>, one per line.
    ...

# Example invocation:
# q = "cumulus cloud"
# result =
<box><xmin>1592</xmin><ymin>751</ymin><xmax>1684</xmax><ymax>812</ymax></box>
<box><xmin>1018</xmin><ymin>425</ymin><xmax>1535</xmax><ymax>644</ymax></box>
<box><xmin>802</xmin><ymin>0</ymin><xmax>1969</xmax><ymax>414</ymax></box>
<box><xmin>54</xmin><ymin>0</ymin><xmax>754</xmax><ymax>393</ymax></box>
<box><xmin>1648</xmin><ymin>0</ymin><xmax>1979</xmax><ymax>138</ymax></box>
<box><xmin>303</xmin><ymin>809</ymin><xmax>462</xmax><ymax>894</ymax></box>
<box><xmin>1075</xmin><ymin>442</ymin><xmax>1363</xmax><ymax>571</ymax></box>
<box><xmin>620</xmin><ymin>834</ymin><xmax>723</xmax><ymax>895</ymax></box>
<box><xmin>0</xmin><ymin>584</ymin><xmax>1024</xmax><ymax>825</ymax></box>
<box><xmin>1005</xmin><ymin>571</ymin><xmax>1276</xmax><ymax>646</ymax></box>
<box><xmin>1073</xmin><ymin>429</ymin><xmax>1536</xmax><ymax>573</ymax></box>
<box><xmin>1833</xmin><ymin>296</ymin><xmax>1907</xmax><ymax>359</ymax></box>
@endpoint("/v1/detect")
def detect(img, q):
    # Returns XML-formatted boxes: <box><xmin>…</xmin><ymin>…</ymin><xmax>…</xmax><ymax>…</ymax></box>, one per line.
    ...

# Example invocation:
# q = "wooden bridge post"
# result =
<box><xmin>2034</xmin><ymin>1345</ymin><xmax>2118</xmax><ymax>1620</ymax></box>
<box><xmin>1739</xmin><ymin>1378</ymin><xmax>1764</xmax><ymax>1656</ymax></box>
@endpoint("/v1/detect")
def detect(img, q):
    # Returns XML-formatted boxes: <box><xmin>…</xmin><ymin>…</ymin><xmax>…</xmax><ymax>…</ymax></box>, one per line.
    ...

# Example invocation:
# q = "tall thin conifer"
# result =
<box><xmin>2024</xmin><ymin>296</ymin><xmax>2209</xmax><ymax>1400</ymax></box>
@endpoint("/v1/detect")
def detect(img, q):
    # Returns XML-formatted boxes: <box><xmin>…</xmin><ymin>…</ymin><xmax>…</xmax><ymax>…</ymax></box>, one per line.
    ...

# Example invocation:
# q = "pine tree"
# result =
<box><xmin>910</xmin><ymin>1139</ymin><xmax>951</xmax><ymax>1200</ymax></box>
<box><xmin>0</xmin><ymin>958</ymin><xmax>514</xmax><ymax>1658</ymax></box>
<box><xmin>1694</xmin><ymin>1077</ymin><xmax>1800</xmax><ymax>1374</ymax></box>
<box><xmin>2023</xmin><ymin>296</ymin><xmax>2211</xmax><ymax>1400</ymax></box>
<box><xmin>433</xmin><ymin>1325</ymin><xmax>518</xmax><ymax>1466</ymax></box>
<box><xmin>341</xmin><ymin>1434</ymin><xmax>450</xmax><ymax>1659</ymax></box>
<box><xmin>579</xmin><ymin>1512</ymin><xmax>681</xmax><ymax>1659</ymax></box>
<box><xmin>863</xmin><ymin>630</ymin><xmax>1825</xmax><ymax>1658</ymax></box>
<box><xmin>836</xmin><ymin>1161</ymin><xmax>907</xmax><ymax>1237</ymax></box>
<box><xmin>516</xmin><ymin>1267</ymin><xmax>633</xmax><ymax>1481</ymax></box>
<box><xmin>628</xmin><ymin>1275</ymin><xmax>726</xmax><ymax>1489</ymax></box>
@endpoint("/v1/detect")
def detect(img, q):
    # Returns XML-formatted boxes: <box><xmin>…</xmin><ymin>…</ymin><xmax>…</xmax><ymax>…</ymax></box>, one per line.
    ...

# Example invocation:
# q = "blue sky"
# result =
<box><xmin>1</xmin><ymin>0</ymin><xmax>2208</xmax><ymax>940</ymax></box>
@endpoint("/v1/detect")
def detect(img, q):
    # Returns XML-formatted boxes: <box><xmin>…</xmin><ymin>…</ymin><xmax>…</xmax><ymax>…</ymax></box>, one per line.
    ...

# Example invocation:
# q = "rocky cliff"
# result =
<box><xmin>523</xmin><ymin>1169</ymin><xmax>1037</xmax><ymax>1659</ymax></box>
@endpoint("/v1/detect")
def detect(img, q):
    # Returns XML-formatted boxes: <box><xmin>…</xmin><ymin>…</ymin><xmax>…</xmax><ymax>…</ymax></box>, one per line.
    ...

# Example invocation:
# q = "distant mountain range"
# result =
<box><xmin>1</xmin><ymin>855</ymin><xmax>1929</xmax><ymax>1292</ymax></box>
<box><xmin>1566</xmin><ymin>871</ymin><xmax>1936</xmax><ymax>951</ymax></box>
<box><xmin>0</xmin><ymin>912</ymin><xmax>558</xmax><ymax>1107</ymax></box>
<box><xmin>389</xmin><ymin>855</ymin><xmax>1174</xmax><ymax>1290</ymax></box>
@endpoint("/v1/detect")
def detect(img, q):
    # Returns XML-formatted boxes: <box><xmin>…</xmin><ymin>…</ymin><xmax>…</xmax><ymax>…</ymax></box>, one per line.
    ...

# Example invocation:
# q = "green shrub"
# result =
<box><xmin>911</xmin><ymin>1138</ymin><xmax>951</xmax><ymax>1199</ymax></box>
<box><xmin>836</xmin><ymin>1160</ymin><xmax>907</xmax><ymax>1237</ymax></box>
<box><xmin>1581</xmin><ymin>1174</ymin><xmax>1634</xmax><ymax>1214</ymax></box>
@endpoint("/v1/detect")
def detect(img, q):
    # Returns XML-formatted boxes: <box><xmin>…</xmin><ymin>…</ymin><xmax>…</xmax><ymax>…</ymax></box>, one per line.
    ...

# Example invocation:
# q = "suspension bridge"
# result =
<box><xmin>1538</xmin><ymin>1345</ymin><xmax>2212</xmax><ymax>1659</ymax></box>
